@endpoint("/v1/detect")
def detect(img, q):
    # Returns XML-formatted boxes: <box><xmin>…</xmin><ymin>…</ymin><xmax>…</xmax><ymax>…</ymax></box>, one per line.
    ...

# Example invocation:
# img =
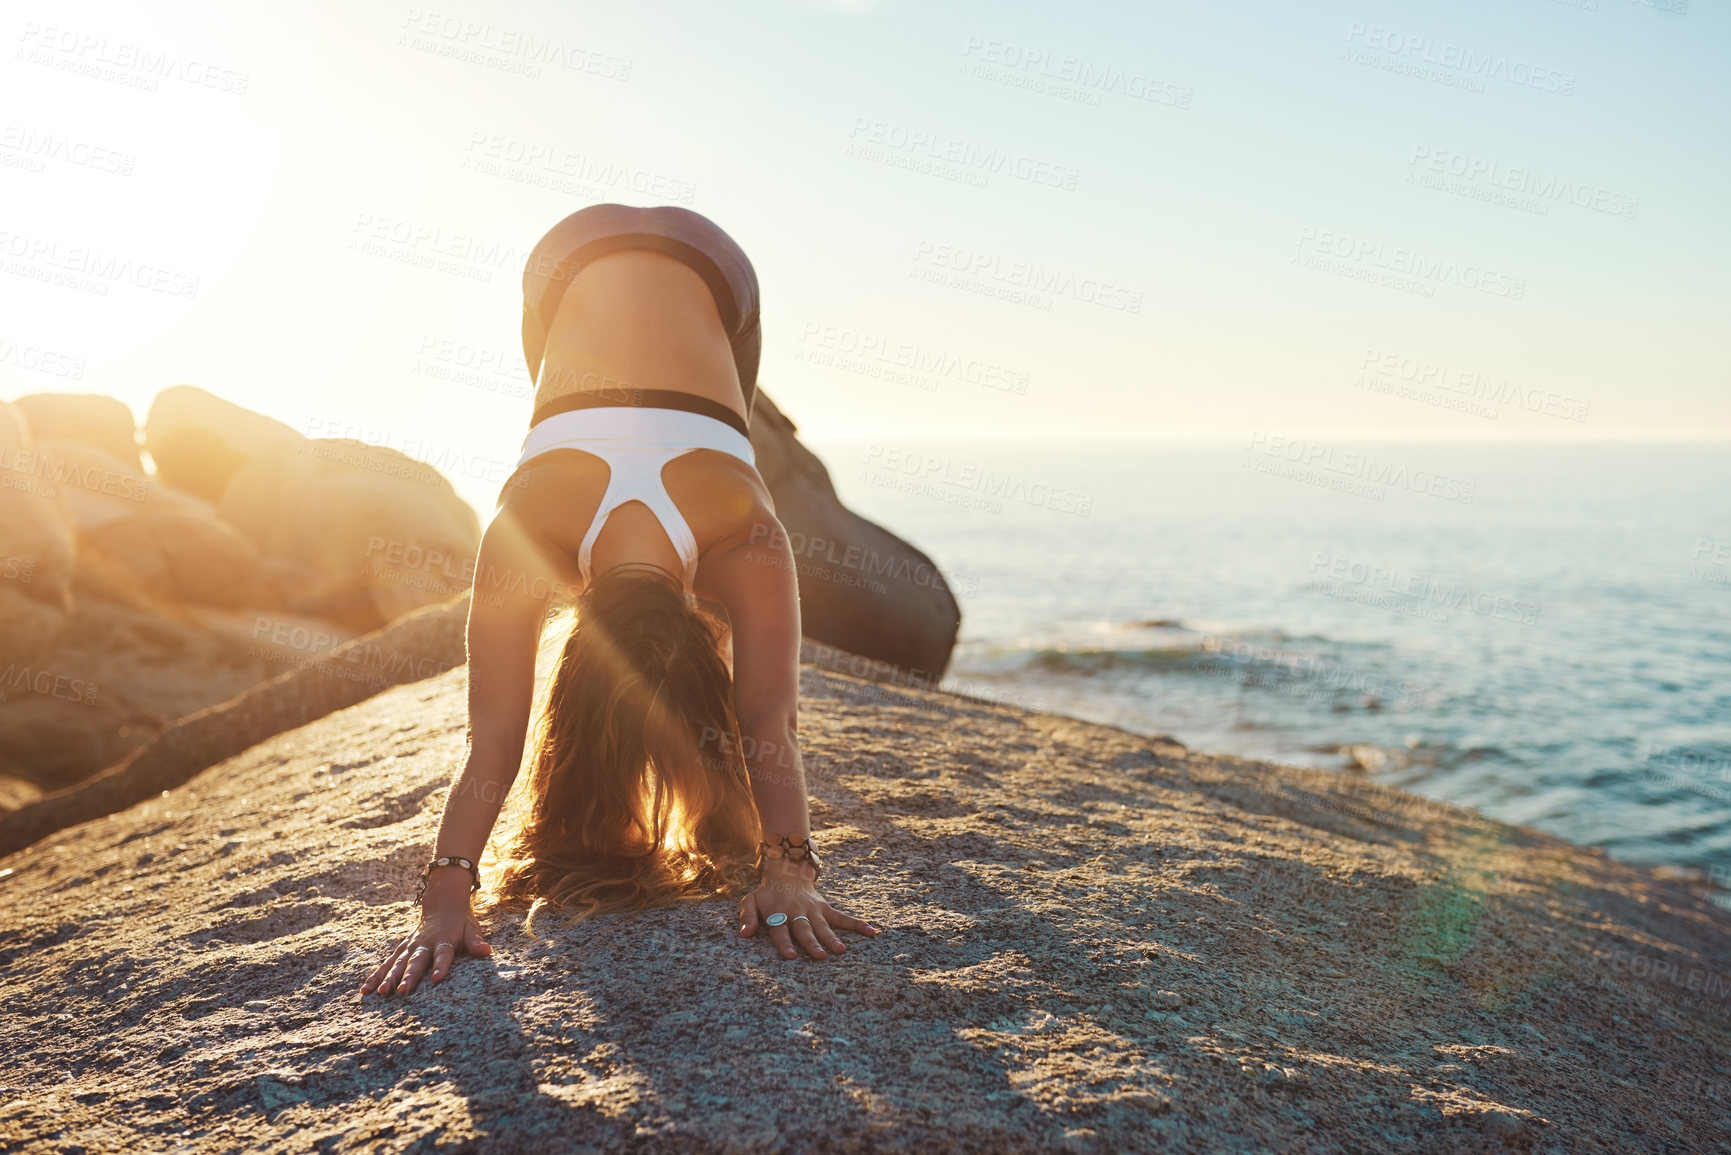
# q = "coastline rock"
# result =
<box><xmin>40</xmin><ymin>439</ymin><xmax>264</xmax><ymax>608</ymax></box>
<box><xmin>0</xmin><ymin>400</ymin><xmax>77</xmax><ymax>666</ymax></box>
<box><xmin>0</xmin><ymin>595</ymin><xmax>467</xmax><ymax>850</ymax></box>
<box><xmin>218</xmin><ymin>439</ymin><xmax>480</xmax><ymax>631</ymax></box>
<box><xmin>12</xmin><ymin>392</ymin><xmax>142</xmax><ymax>471</ymax></box>
<box><xmin>2</xmin><ymin>656</ymin><xmax>1727</xmax><ymax>1150</ymax></box>
<box><xmin>751</xmin><ymin>392</ymin><xmax>960</xmax><ymax>680</ymax></box>
<box><xmin>143</xmin><ymin>385</ymin><xmax>304</xmax><ymax>503</ymax></box>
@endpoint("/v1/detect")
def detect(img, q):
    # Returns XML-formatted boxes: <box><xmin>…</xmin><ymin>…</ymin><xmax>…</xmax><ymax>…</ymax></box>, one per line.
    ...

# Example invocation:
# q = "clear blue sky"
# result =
<box><xmin>3</xmin><ymin>0</ymin><xmax>1725</xmax><ymax>512</ymax></box>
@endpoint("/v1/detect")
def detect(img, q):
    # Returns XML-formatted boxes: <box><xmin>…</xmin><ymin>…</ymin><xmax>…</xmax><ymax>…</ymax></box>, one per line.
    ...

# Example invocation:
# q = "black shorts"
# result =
<box><xmin>520</xmin><ymin>204</ymin><xmax>762</xmax><ymax>417</ymax></box>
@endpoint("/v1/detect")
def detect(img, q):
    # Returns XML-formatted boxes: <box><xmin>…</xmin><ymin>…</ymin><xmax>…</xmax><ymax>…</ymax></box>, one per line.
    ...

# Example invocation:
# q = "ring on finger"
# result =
<box><xmin>791</xmin><ymin>915</ymin><xmax>811</xmax><ymax>925</ymax></box>
<box><xmin>765</xmin><ymin>912</ymin><xmax>788</xmax><ymax>927</ymax></box>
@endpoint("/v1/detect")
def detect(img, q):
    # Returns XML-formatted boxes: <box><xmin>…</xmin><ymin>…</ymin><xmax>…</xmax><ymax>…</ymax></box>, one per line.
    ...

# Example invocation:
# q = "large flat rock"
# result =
<box><xmin>2</xmin><ymin>662</ymin><xmax>1728</xmax><ymax>1152</ymax></box>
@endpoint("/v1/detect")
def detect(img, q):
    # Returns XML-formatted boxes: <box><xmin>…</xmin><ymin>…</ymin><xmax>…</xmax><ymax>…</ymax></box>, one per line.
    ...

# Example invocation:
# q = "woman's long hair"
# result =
<box><xmin>483</xmin><ymin>567</ymin><xmax>762</xmax><ymax>928</ymax></box>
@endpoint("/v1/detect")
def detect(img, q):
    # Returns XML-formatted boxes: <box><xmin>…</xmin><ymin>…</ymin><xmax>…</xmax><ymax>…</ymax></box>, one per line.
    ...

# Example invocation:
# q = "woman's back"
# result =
<box><xmin>509</xmin><ymin>249</ymin><xmax>772</xmax><ymax>593</ymax></box>
<box><xmin>533</xmin><ymin>249</ymin><xmax>747</xmax><ymax>423</ymax></box>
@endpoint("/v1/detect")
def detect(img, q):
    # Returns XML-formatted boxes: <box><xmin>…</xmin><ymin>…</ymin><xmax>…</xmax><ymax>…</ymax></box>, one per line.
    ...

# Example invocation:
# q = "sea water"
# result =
<box><xmin>808</xmin><ymin>438</ymin><xmax>1731</xmax><ymax>879</ymax></box>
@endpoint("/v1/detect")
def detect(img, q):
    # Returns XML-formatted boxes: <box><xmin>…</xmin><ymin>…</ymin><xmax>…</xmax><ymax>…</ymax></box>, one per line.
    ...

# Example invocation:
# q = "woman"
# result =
<box><xmin>362</xmin><ymin>205</ymin><xmax>878</xmax><ymax>998</ymax></box>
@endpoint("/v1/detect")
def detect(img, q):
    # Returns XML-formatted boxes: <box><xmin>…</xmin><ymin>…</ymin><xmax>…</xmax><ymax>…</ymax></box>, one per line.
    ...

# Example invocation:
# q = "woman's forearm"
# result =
<box><xmin>431</xmin><ymin>753</ymin><xmax>520</xmax><ymax>864</ymax></box>
<box><xmin>740</xmin><ymin>721</ymin><xmax>810</xmax><ymax>841</ymax></box>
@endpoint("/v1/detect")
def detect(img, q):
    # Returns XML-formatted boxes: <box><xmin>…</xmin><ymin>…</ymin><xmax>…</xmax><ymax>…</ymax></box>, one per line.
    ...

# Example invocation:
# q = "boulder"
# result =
<box><xmin>0</xmin><ymin>399</ymin><xmax>77</xmax><ymax>667</ymax></box>
<box><xmin>219</xmin><ymin>438</ymin><xmax>480</xmax><ymax>632</ymax></box>
<box><xmin>12</xmin><ymin>392</ymin><xmax>142</xmax><ymax>471</ymax></box>
<box><xmin>143</xmin><ymin>384</ymin><xmax>304</xmax><ymax>503</ymax></box>
<box><xmin>750</xmin><ymin>391</ymin><xmax>960</xmax><ymax>680</ymax></box>
<box><xmin>38</xmin><ymin>438</ymin><xmax>265</xmax><ymax>608</ymax></box>
<box><xmin>0</xmin><ymin>594</ymin><xmax>468</xmax><ymax>850</ymax></box>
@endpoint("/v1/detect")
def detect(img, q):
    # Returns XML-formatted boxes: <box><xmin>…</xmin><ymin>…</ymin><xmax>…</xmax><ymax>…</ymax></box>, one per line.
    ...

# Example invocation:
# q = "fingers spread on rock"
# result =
<box><xmin>398</xmin><ymin>945</ymin><xmax>433</xmax><ymax>995</ymax></box>
<box><xmin>431</xmin><ymin>942</ymin><xmax>456</xmax><ymax>983</ymax></box>
<box><xmin>380</xmin><ymin>950</ymin><xmax>413</xmax><ymax>997</ymax></box>
<box><xmin>738</xmin><ymin>893</ymin><xmax>759</xmax><ymax>937</ymax></box>
<box><xmin>361</xmin><ymin>955</ymin><xmax>394</xmax><ymax>994</ymax></box>
<box><xmin>824</xmin><ymin>905</ymin><xmax>877</xmax><ymax>936</ymax></box>
<box><xmin>792</xmin><ymin>919</ymin><xmax>827</xmax><ymax>960</ymax></box>
<box><xmin>363</xmin><ymin>940</ymin><xmax>409</xmax><ymax>993</ymax></box>
<box><xmin>810</xmin><ymin>913</ymin><xmax>845</xmax><ymax>953</ymax></box>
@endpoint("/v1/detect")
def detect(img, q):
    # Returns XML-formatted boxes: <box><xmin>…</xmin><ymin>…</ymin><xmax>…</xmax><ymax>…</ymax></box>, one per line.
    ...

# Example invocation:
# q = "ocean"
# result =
<box><xmin>807</xmin><ymin>437</ymin><xmax>1731</xmax><ymax>880</ymax></box>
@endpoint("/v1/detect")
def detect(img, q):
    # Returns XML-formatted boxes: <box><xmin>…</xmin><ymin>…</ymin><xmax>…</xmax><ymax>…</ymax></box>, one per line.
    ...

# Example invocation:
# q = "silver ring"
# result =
<box><xmin>435</xmin><ymin>943</ymin><xmax>455</xmax><ymax>951</ymax></box>
<box><xmin>410</xmin><ymin>946</ymin><xmax>431</xmax><ymax>956</ymax></box>
<box><xmin>791</xmin><ymin>915</ymin><xmax>811</xmax><ymax>925</ymax></box>
<box><xmin>765</xmin><ymin>912</ymin><xmax>788</xmax><ymax>928</ymax></box>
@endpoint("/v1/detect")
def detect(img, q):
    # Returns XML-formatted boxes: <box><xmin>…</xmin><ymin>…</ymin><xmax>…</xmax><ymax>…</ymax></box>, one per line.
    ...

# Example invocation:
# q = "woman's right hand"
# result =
<box><xmin>360</xmin><ymin>887</ymin><xmax>492</xmax><ymax>998</ymax></box>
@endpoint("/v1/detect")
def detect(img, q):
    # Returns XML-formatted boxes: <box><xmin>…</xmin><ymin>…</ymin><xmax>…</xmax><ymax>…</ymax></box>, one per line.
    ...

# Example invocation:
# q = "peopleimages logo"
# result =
<box><xmin>1408</xmin><ymin>147</ymin><xmax>1639</xmax><ymax>219</ymax></box>
<box><xmin>1358</xmin><ymin>348</ymin><xmax>1589</xmax><ymax>423</ymax></box>
<box><xmin>862</xmin><ymin>445</ymin><xmax>1094</xmax><ymax>517</ymax></box>
<box><xmin>1295</xmin><ymin>228</ymin><xmax>1526</xmax><ymax>300</ymax></box>
<box><xmin>911</xmin><ymin>240</ymin><xmax>1142</xmax><ymax>313</ymax></box>
<box><xmin>846</xmin><ymin>118</ymin><xmax>1080</xmax><ymax>190</ymax></box>
<box><xmin>1343</xmin><ymin>23</ymin><xmax>1576</xmax><ymax>95</ymax></box>
<box><xmin>1244</xmin><ymin>433</ymin><xmax>1476</xmax><ymax>504</ymax></box>
<box><xmin>958</xmin><ymin>36</ymin><xmax>1193</xmax><ymax>109</ymax></box>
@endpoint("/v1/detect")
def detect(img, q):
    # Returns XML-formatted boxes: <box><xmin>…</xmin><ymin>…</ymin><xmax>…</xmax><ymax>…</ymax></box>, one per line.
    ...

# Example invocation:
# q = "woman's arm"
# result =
<box><xmin>697</xmin><ymin>514</ymin><xmax>879</xmax><ymax>961</ymax></box>
<box><xmin>362</xmin><ymin>508</ymin><xmax>561</xmax><ymax>996</ymax></box>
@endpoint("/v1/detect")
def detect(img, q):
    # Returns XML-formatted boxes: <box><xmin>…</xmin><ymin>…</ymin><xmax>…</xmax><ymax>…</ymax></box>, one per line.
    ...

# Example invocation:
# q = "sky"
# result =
<box><xmin>2</xmin><ymin>0</ymin><xmax>1726</xmax><ymax>513</ymax></box>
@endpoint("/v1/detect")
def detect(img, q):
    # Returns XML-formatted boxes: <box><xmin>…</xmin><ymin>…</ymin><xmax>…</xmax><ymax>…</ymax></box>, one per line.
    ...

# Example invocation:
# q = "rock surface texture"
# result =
<box><xmin>3</xmin><ymin>653</ymin><xmax>1727</xmax><ymax>1152</ymax></box>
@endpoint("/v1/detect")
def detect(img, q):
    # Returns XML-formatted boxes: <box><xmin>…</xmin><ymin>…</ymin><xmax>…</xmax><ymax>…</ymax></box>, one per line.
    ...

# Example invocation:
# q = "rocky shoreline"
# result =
<box><xmin>3</xmin><ymin>639</ymin><xmax>1728</xmax><ymax>1152</ymax></box>
<box><xmin>0</xmin><ymin>386</ymin><xmax>959</xmax><ymax>810</ymax></box>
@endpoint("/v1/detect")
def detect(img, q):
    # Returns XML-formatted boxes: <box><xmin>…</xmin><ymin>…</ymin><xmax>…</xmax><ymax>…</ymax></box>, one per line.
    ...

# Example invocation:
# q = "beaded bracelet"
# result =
<box><xmin>756</xmin><ymin>835</ymin><xmax>821</xmax><ymax>882</ymax></box>
<box><xmin>415</xmin><ymin>855</ymin><xmax>481</xmax><ymax>904</ymax></box>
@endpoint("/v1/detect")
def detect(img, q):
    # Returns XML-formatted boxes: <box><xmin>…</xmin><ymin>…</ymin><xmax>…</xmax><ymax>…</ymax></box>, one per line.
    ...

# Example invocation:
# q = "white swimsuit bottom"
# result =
<box><xmin>515</xmin><ymin>406</ymin><xmax>758</xmax><ymax>594</ymax></box>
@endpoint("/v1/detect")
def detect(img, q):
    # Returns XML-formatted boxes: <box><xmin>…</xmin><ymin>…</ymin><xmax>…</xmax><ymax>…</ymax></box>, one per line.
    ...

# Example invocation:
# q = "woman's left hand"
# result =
<box><xmin>739</xmin><ymin>867</ymin><xmax>878</xmax><ymax>960</ymax></box>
